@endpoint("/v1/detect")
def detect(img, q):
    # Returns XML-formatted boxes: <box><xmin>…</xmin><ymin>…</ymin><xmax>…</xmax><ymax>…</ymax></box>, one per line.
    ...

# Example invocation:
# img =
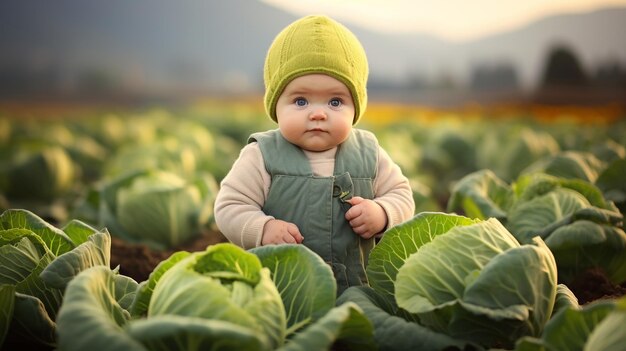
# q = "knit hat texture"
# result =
<box><xmin>264</xmin><ymin>15</ymin><xmax>369</xmax><ymax>125</ymax></box>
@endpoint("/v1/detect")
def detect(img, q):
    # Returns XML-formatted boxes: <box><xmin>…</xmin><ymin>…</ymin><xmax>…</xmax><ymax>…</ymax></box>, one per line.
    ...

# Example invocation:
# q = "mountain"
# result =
<box><xmin>1</xmin><ymin>0</ymin><xmax>625</xmax><ymax>102</ymax></box>
<box><xmin>353</xmin><ymin>6</ymin><xmax>626</xmax><ymax>88</ymax></box>
<box><xmin>0</xmin><ymin>0</ymin><xmax>298</xmax><ymax>97</ymax></box>
<box><xmin>456</xmin><ymin>7</ymin><xmax>626</xmax><ymax>88</ymax></box>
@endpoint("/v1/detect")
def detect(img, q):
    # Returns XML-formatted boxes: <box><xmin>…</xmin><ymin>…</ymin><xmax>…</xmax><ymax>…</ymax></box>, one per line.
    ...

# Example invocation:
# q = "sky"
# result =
<box><xmin>262</xmin><ymin>0</ymin><xmax>626</xmax><ymax>41</ymax></box>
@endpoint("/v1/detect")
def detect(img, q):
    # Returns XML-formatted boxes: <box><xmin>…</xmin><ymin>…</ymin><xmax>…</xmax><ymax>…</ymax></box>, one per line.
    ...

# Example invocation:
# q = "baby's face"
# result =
<box><xmin>275</xmin><ymin>74</ymin><xmax>354</xmax><ymax>152</ymax></box>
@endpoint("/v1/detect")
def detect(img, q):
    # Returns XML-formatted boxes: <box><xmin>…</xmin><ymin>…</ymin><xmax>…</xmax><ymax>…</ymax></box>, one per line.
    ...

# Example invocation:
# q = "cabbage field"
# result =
<box><xmin>1</xmin><ymin>101</ymin><xmax>626</xmax><ymax>350</ymax></box>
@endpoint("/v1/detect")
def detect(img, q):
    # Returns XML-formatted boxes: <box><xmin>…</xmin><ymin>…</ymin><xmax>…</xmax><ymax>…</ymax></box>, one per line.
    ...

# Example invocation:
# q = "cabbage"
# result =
<box><xmin>100</xmin><ymin>170</ymin><xmax>217</xmax><ymax>250</ymax></box>
<box><xmin>516</xmin><ymin>296</ymin><xmax>626</xmax><ymax>351</ymax></box>
<box><xmin>56</xmin><ymin>243</ymin><xmax>375</xmax><ymax>351</ymax></box>
<box><xmin>1</xmin><ymin>146</ymin><xmax>75</xmax><ymax>202</ymax></box>
<box><xmin>0</xmin><ymin>209</ymin><xmax>111</xmax><ymax>349</ymax></box>
<box><xmin>340</xmin><ymin>212</ymin><xmax>566</xmax><ymax>350</ymax></box>
<box><xmin>148</xmin><ymin>244</ymin><xmax>286</xmax><ymax>349</ymax></box>
<box><xmin>449</xmin><ymin>170</ymin><xmax>626</xmax><ymax>285</ymax></box>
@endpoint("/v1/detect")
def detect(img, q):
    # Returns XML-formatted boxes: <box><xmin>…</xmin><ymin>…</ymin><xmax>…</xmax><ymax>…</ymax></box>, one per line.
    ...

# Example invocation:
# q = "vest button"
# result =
<box><xmin>332</xmin><ymin>185</ymin><xmax>341</xmax><ymax>197</ymax></box>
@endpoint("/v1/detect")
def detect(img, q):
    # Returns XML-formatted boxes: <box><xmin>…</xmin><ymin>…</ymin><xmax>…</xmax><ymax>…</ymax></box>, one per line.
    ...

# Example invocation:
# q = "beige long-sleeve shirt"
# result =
<box><xmin>214</xmin><ymin>141</ymin><xmax>415</xmax><ymax>249</ymax></box>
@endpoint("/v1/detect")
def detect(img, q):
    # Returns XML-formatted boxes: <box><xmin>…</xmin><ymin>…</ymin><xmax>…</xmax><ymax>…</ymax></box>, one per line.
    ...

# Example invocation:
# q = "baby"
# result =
<box><xmin>214</xmin><ymin>15</ymin><xmax>415</xmax><ymax>294</ymax></box>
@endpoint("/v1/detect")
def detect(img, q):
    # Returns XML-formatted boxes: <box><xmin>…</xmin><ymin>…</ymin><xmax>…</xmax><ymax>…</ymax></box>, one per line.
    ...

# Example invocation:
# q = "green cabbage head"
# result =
<box><xmin>340</xmin><ymin>212</ymin><xmax>561</xmax><ymax>350</ymax></box>
<box><xmin>1</xmin><ymin>146</ymin><xmax>75</xmax><ymax>202</ymax></box>
<box><xmin>56</xmin><ymin>243</ymin><xmax>375</xmax><ymax>351</ymax></box>
<box><xmin>148</xmin><ymin>244</ymin><xmax>286</xmax><ymax>349</ymax></box>
<box><xmin>394</xmin><ymin>216</ymin><xmax>557</xmax><ymax>348</ymax></box>
<box><xmin>100</xmin><ymin>169</ymin><xmax>217</xmax><ymax>250</ymax></box>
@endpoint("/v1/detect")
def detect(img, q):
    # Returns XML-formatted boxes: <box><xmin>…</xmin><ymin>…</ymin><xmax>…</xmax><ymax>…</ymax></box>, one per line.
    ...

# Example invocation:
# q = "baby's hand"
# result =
<box><xmin>262</xmin><ymin>219</ymin><xmax>304</xmax><ymax>245</ymax></box>
<box><xmin>345</xmin><ymin>196</ymin><xmax>387</xmax><ymax>239</ymax></box>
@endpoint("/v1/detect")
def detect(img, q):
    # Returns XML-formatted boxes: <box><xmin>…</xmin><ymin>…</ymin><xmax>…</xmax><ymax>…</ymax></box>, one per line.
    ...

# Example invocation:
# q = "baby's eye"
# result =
<box><xmin>329</xmin><ymin>98</ymin><xmax>343</xmax><ymax>107</ymax></box>
<box><xmin>294</xmin><ymin>98</ymin><xmax>308</xmax><ymax>107</ymax></box>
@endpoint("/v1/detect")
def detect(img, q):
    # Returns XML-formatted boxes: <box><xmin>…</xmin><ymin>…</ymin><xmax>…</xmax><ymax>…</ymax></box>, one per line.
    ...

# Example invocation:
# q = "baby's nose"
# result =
<box><xmin>309</xmin><ymin>107</ymin><xmax>327</xmax><ymax>120</ymax></box>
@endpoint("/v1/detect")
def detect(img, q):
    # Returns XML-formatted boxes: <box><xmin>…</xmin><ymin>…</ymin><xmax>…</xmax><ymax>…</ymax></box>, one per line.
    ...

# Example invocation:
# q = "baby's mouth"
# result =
<box><xmin>307</xmin><ymin>128</ymin><xmax>327</xmax><ymax>132</ymax></box>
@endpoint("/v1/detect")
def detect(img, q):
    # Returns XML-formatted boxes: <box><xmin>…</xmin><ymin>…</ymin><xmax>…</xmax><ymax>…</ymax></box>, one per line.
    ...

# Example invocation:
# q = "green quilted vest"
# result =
<box><xmin>249</xmin><ymin>129</ymin><xmax>378</xmax><ymax>294</ymax></box>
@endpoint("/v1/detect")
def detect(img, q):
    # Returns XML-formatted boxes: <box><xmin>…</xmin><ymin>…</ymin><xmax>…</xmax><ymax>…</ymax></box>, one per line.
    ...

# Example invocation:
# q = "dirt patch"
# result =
<box><xmin>568</xmin><ymin>267</ymin><xmax>626</xmax><ymax>305</ymax></box>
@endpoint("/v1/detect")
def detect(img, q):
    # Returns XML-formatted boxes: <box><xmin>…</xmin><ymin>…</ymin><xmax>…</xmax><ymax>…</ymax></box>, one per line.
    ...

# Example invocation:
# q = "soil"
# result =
<box><xmin>110</xmin><ymin>233</ymin><xmax>626</xmax><ymax>305</ymax></box>
<box><xmin>567</xmin><ymin>267</ymin><xmax>626</xmax><ymax>304</ymax></box>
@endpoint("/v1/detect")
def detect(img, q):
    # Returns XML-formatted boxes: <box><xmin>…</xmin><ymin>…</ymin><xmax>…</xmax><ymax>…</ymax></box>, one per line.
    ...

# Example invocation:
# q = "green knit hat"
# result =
<box><xmin>264</xmin><ymin>15</ymin><xmax>369</xmax><ymax>125</ymax></box>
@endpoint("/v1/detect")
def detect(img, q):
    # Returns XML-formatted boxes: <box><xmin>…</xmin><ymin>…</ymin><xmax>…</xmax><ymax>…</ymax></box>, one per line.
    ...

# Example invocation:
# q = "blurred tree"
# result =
<box><xmin>470</xmin><ymin>63</ymin><xmax>520</xmax><ymax>91</ymax></box>
<box><xmin>0</xmin><ymin>63</ymin><xmax>63</xmax><ymax>98</ymax></box>
<box><xmin>540</xmin><ymin>44</ymin><xmax>588</xmax><ymax>87</ymax></box>
<box><xmin>77</xmin><ymin>68</ymin><xmax>117</xmax><ymax>95</ymax></box>
<box><xmin>594</xmin><ymin>60</ymin><xmax>626</xmax><ymax>89</ymax></box>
